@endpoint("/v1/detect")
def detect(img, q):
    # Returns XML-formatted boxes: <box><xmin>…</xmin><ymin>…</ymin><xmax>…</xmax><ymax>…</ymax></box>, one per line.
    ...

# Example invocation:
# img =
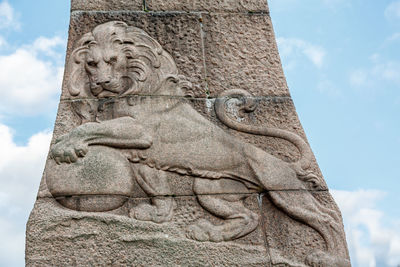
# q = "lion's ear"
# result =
<box><xmin>156</xmin><ymin>75</ymin><xmax>193</xmax><ymax>97</ymax></box>
<box><xmin>66</xmin><ymin>47</ymin><xmax>90</xmax><ymax>97</ymax></box>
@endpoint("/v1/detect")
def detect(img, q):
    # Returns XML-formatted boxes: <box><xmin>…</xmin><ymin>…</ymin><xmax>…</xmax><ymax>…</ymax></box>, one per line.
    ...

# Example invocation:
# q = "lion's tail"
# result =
<box><xmin>214</xmin><ymin>89</ymin><xmax>313</xmax><ymax>172</ymax></box>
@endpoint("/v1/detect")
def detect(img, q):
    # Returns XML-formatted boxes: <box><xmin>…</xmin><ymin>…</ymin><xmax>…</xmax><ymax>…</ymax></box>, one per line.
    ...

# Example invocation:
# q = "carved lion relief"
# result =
<box><xmin>46</xmin><ymin>21</ymin><xmax>350</xmax><ymax>266</ymax></box>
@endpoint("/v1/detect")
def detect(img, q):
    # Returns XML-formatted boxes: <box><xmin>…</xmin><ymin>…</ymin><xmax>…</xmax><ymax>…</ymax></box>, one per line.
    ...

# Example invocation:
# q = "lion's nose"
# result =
<box><xmin>96</xmin><ymin>80</ymin><xmax>111</xmax><ymax>87</ymax></box>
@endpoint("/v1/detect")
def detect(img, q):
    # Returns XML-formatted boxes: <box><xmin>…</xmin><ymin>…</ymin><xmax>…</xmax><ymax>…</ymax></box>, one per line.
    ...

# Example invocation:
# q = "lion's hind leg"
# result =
<box><xmin>187</xmin><ymin>178</ymin><xmax>259</xmax><ymax>242</ymax></box>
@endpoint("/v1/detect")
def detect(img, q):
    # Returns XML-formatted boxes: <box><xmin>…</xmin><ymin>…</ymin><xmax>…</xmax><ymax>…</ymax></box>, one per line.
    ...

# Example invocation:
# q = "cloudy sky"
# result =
<box><xmin>0</xmin><ymin>0</ymin><xmax>399</xmax><ymax>266</ymax></box>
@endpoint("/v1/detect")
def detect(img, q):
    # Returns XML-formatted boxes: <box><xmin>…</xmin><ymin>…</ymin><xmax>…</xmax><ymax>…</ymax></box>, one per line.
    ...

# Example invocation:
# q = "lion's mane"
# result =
<box><xmin>67</xmin><ymin>21</ymin><xmax>191</xmax><ymax>98</ymax></box>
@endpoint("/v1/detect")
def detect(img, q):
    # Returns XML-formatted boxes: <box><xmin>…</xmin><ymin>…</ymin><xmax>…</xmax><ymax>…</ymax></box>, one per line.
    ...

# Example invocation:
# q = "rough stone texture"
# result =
<box><xmin>202</xmin><ymin>13</ymin><xmax>289</xmax><ymax>97</ymax></box>
<box><xmin>262</xmin><ymin>191</ymin><xmax>349</xmax><ymax>266</ymax></box>
<box><xmin>27</xmin><ymin>2</ymin><xmax>350</xmax><ymax>266</ymax></box>
<box><xmin>27</xmin><ymin>196</ymin><xmax>269</xmax><ymax>266</ymax></box>
<box><xmin>71</xmin><ymin>0</ymin><xmax>143</xmax><ymax>11</ymax></box>
<box><xmin>146</xmin><ymin>0</ymin><xmax>268</xmax><ymax>12</ymax></box>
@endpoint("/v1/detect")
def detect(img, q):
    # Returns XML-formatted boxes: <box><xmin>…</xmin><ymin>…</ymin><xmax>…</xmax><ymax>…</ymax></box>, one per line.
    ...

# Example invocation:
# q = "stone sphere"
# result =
<box><xmin>46</xmin><ymin>145</ymin><xmax>134</xmax><ymax>212</ymax></box>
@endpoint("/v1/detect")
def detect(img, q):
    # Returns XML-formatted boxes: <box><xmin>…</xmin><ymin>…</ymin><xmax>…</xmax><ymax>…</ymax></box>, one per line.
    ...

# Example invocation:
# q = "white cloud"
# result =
<box><xmin>0</xmin><ymin>123</ymin><xmax>52</xmax><ymax>266</ymax></box>
<box><xmin>277</xmin><ymin>37</ymin><xmax>326</xmax><ymax>68</ymax></box>
<box><xmin>0</xmin><ymin>1</ymin><xmax>19</xmax><ymax>29</ymax></box>
<box><xmin>0</xmin><ymin>35</ymin><xmax>6</xmax><ymax>47</ymax></box>
<box><xmin>350</xmin><ymin>61</ymin><xmax>400</xmax><ymax>87</ymax></box>
<box><xmin>350</xmin><ymin>70</ymin><xmax>368</xmax><ymax>87</ymax></box>
<box><xmin>0</xmin><ymin>124</ymin><xmax>51</xmax><ymax>208</ymax></box>
<box><xmin>0</xmin><ymin>2</ymin><xmax>66</xmax><ymax>116</ymax></box>
<box><xmin>332</xmin><ymin>189</ymin><xmax>400</xmax><ymax>267</ymax></box>
<box><xmin>385</xmin><ymin>1</ymin><xmax>400</xmax><ymax>20</ymax></box>
<box><xmin>0</xmin><ymin>36</ymin><xmax>65</xmax><ymax>115</ymax></box>
<box><xmin>32</xmin><ymin>36</ymin><xmax>66</xmax><ymax>59</ymax></box>
<box><xmin>303</xmin><ymin>46</ymin><xmax>325</xmax><ymax>67</ymax></box>
<box><xmin>0</xmin><ymin>217</ymin><xmax>25</xmax><ymax>266</ymax></box>
<box><xmin>387</xmin><ymin>32</ymin><xmax>400</xmax><ymax>42</ymax></box>
<box><xmin>374</xmin><ymin>62</ymin><xmax>400</xmax><ymax>82</ymax></box>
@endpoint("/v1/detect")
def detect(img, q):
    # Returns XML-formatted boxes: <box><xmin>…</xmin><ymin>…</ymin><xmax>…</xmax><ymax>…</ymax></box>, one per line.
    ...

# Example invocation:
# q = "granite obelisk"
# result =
<box><xmin>26</xmin><ymin>1</ymin><xmax>351</xmax><ymax>266</ymax></box>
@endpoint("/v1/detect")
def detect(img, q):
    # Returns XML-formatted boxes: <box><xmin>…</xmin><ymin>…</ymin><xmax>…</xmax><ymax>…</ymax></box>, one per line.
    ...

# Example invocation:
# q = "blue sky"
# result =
<box><xmin>0</xmin><ymin>0</ymin><xmax>398</xmax><ymax>266</ymax></box>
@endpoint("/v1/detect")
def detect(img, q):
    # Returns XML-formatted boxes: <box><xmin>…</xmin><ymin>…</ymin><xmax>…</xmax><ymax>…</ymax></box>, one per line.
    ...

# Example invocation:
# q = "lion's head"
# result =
<box><xmin>68</xmin><ymin>21</ymin><xmax>191</xmax><ymax>98</ymax></box>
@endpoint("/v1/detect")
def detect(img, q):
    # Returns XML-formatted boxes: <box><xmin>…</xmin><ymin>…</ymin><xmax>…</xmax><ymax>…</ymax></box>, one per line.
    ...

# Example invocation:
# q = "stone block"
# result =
<box><xmin>145</xmin><ymin>0</ymin><xmax>268</xmax><ymax>12</ymax></box>
<box><xmin>202</xmin><ymin>13</ymin><xmax>289</xmax><ymax>97</ymax></box>
<box><xmin>62</xmin><ymin>12</ymin><xmax>288</xmax><ymax>100</ymax></box>
<box><xmin>62</xmin><ymin>12</ymin><xmax>205</xmax><ymax>99</ymax></box>
<box><xmin>27</xmin><ymin>195</ymin><xmax>269</xmax><ymax>266</ymax></box>
<box><xmin>71</xmin><ymin>0</ymin><xmax>143</xmax><ymax>11</ymax></box>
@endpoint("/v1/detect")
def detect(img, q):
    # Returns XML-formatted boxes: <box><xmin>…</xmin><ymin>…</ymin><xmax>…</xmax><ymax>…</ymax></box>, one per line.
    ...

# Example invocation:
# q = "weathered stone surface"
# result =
<box><xmin>27</xmin><ymin>10</ymin><xmax>350</xmax><ymax>267</ymax></box>
<box><xmin>41</xmin><ymin>95</ymin><xmax>325</xmax><ymax>199</ymax></box>
<box><xmin>202</xmin><ymin>13</ymin><xmax>289</xmax><ymax>97</ymax></box>
<box><xmin>62</xmin><ymin>11</ymin><xmax>205</xmax><ymax>99</ymax></box>
<box><xmin>193</xmin><ymin>97</ymin><xmax>312</xmax><ymax>161</ymax></box>
<box><xmin>47</xmin><ymin>145</ymin><xmax>135</xmax><ymax>211</ymax></box>
<box><xmin>27</xmin><ymin>196</ymin><xmax>269</xmax><ymax>266</ymax></box>
<box><xmin>146</xmin><ymin>0</ymin><xmax>268</xmax><ymax>12</ymax></box>
<box><xmin>71</xmin><ymin>0</ymin><xmax>142</xmax><ymax>11</ymax></box>
<box><xmin>195</xmin><ymin>96</ymin><xmax>324</xmax><ymax>189</ymax></box>
<box><xmin>261</xmin><ymin>191</ymin><xmax>350</xmax><ymax>267</ymax></box>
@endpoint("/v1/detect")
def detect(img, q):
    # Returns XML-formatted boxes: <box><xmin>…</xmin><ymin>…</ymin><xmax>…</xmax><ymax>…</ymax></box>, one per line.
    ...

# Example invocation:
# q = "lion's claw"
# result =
<box><xmin>54</xmin><ymin>156</ymin><xmax>61</xmax><ymax>165</ymax></box>
<box><xmin>75</xmin><ymin>147</ymin><xmax>88</xmax><ymax>157</ymax></box>
<box><xmin>50</xmin><ymin>134</ymin><xmax>88</xmax><ymax>164</ymax></box>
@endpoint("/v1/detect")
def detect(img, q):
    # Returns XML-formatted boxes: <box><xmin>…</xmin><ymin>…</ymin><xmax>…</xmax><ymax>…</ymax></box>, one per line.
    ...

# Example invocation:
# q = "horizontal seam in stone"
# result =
<box><xmin>58</xmin><ymin>95</ymin><xmax>293</xmax><ymax>103</ymax></box>
<box><xmin>70</xmin><ymin>10</ymin><xmax>270</xmax><ymax>16</ymax></box>
<box><xmin>38</xmin><ymin>189</ymin><xmax>330</xmax><ymax>200</ymax></box>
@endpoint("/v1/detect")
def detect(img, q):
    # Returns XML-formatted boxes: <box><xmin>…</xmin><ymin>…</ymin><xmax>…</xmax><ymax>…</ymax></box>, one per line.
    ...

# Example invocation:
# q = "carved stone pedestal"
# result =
<box><xmin>26</xmin><ymin>1</ymin><xmax>351</xmax><ymax>266</ymax></box>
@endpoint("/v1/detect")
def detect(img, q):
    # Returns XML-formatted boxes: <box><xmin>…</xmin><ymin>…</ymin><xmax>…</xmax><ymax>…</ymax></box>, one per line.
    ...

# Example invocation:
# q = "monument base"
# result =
<box><xmin>26</xmin><ymin>197</ymin><xmax>272</xmax><ymax>266</ymax></box>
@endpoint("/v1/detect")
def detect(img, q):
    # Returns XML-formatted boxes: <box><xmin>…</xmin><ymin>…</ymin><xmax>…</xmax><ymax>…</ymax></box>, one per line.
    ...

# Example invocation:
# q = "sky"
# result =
<box><xmin>0</xmin><ymin>0</ymin><xmax>398</xmax><ymax>266</ymax></box>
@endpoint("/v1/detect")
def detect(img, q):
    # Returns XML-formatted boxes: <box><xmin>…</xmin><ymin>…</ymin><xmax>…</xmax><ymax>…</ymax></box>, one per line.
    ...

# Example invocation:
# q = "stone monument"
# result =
<box><xmin>26</xmin><ymin>1</ymin><xmax>351</xmax><ymax>266</ymax></box>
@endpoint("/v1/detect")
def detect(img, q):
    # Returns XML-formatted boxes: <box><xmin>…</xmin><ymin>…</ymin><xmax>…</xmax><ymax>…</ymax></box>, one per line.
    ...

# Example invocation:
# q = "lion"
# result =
<box><xmin>50</xmin><ymin>21</ymin><xmax>350</xmax><ymax>266</ymax></box>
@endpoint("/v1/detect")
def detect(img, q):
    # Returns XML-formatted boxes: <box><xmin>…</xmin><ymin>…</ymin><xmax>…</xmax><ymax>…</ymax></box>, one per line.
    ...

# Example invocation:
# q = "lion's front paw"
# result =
<box><xmin>50</xmin><ymin>135</ymin><xmax>88</xmax><ymax>164</ymax></box>
<box><xmin>305</xmin><ymin>250</ymin><xmax>351</xmax><ymax>267</ymax></box>
<box><xmin>186</xmin><ymin>219</ymin><xmax>223</xmax><ymax>242</ymax></box>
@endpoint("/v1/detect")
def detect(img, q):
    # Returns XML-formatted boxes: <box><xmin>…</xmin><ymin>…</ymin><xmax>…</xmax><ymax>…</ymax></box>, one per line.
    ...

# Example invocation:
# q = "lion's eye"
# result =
<box><xmin>87</xmin><ymin>61</ymin><xmax>97</xmax><ymax>67</ymax></box>
<box><xmin>109</xmin><ymin>57</ymin><xmax>118</xmax><ymax>64</ymax></box>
